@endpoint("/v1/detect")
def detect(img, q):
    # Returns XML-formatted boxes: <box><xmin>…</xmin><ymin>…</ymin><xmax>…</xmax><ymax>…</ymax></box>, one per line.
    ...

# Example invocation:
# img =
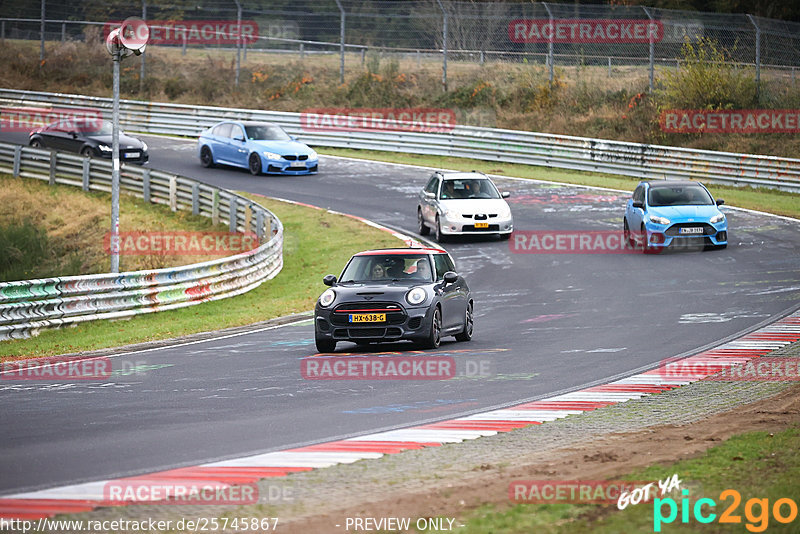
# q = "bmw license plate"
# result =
<box><xmin>679</xmin><ymin>227</ymin><xmax>703</xmax><ymax>235</ymax></box>
<box><xmin>474</xmin><ymin>222</ymin><xmax>489</xmax><ymax>229</ymax></box>
<box><xmin>349</xmin><ymin>313</ymin><xmax>386</xmax><ymax>323</ymax></box>
<box><xmin>289</xmin><ymin>162</ymin><xmax>305</xmax><ymax>168</ymax></box>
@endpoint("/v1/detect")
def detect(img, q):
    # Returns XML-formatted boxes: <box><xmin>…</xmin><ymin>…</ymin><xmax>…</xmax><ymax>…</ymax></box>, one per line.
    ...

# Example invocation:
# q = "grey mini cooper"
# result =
<box><xmin>314</xmin><ymin>248</ymin><xmax>473</xmax><ymax>353</ymax></box>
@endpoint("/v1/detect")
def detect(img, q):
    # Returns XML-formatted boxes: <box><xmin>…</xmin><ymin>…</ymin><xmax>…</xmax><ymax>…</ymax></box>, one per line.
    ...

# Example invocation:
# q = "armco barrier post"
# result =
<box><xmin>192</xmin><ymin>183</ymin><xmax>200</xmax><ymax>215</ymax></box>
<box><xmin>82</xmin><ymin>157</ymin><xmax>90</xmax><ymax>191</ymax></box>
<box><xmin>13</xmin><ymin>146</ymin><xmax>21</xmax><ymax>177</ymax></box>
<box><xmin>169</xmin><ymin>175</ymin><xmax>177</xmax><ymax>211</ymax></box>
<box><xmin>49</xmin><ymin>151</ymin><xmax>56</xmax><ymax>185</ymax></box>
<box><xmin>229</xmin><ymin>197</ymin><xmax>238</xmax><ymax>232</ymax></box>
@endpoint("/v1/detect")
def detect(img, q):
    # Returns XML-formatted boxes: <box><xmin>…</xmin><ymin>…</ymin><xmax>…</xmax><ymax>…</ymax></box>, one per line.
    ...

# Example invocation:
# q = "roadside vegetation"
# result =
<box><xmin>3</xmin><ymin>34</ymin><xmax>800</xmax><ymax>158</ymax></box>
<box><xmin>0</xmin><ymin>194</ymin><xmax>401</xmax><ymax>359</ymax></box>
<box><xmin>451</xmin><ymin>426</ymin><xmax>800</xmax><ymax>533</ymax></box>
<box><xmin>0</xmin><ymin>173</ymin><xmax>230</xmax><ymax>281</ymax></box>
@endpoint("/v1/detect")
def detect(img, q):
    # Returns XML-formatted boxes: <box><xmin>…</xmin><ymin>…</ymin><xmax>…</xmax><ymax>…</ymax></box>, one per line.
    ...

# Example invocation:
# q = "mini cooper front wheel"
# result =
<box><xmin>315</xmin><ymin>338</ymin><xmax>336</xmax><ymax>353</ymax></box>
<box><xmin>454</xmin><ymin>301</ymin><xmax>473</xmax><ymax>342</ymax></box>
<box><xmin>421</xmin><ymin>307</ymin><xmax>442</xmax><ymax>349</ymax></box>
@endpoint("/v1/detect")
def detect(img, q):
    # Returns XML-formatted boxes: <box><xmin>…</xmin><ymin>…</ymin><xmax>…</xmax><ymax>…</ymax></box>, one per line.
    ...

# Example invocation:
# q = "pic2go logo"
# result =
<box><xmin>653</xmin><ymin>489</ymin><xmax>799</xmax><ymax>532</ymax></box>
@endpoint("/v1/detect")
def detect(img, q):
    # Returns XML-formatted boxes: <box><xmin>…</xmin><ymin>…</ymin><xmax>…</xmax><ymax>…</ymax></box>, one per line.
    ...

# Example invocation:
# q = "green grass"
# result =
<box><xmin>319</xmin><ymin>148</ymin><xmax>800</xmax><ymax>220</ymax></box>
<box><xmin>0</xmin><ymin>196</ymin><xmax>402</xmax><ymax>359</ymax></box>
<box><xmin>449</xmin><ymin>426</ymin><xmax>800</xmax><ymax>533</ymax></box>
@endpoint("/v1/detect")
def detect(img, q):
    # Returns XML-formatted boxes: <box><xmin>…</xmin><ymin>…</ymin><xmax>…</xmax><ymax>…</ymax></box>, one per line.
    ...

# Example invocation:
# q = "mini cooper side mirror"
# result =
<box><xmin>323</xmin><ymin>274</ymin><xmax>337</xmax><ymax>286</ymax></box>
<box><xmin>443</xmin><ymin>271</ymin><xmax>458</xmax><ymax>285</ymax></box>
<box><xmin>632</xmin><ymin>201</ymin><xmax>644</xmax><ymax>209</ymax></box>
<box><xmin>501</xmin><ymin>191</ymin><xmax>511</xmax><ymax>198</ymax></box>
<box><xmin>716</xmin><ymin>198</ymin><xmax>725</xmax><ymax>206</ymax></box>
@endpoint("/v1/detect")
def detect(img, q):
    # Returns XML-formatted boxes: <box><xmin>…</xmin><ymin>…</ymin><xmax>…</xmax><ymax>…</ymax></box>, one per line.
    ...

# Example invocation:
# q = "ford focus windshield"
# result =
<box><xmin>340</xmin><ymin>254</ymin><xmax>433</xmax><ymax>283</ymax></box>
<box><xmin>648</xmin><ymin>185</ymin><xmax>714</xmax><ymax>206</ymax></box>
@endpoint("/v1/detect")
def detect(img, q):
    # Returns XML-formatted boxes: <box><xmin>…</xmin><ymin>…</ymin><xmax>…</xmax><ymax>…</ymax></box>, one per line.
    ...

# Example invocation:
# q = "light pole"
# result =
<box><xmin>105</xmin><ymin>18</ymin><xmax>149</xmax><ymax>273</ymax></box>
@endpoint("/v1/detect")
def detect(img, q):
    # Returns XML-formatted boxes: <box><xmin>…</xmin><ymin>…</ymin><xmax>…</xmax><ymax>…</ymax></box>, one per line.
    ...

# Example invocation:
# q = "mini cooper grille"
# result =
<box><xmin>333</xmin><ymin>327</ymin><xmax>403</xmax><ymax>339</ymax></box>
<box><xmin>330</xmin><ymin>302</ymin><xmax>406</xmax><ymax>326</ymax></box>
<box><xmin>665</xmin><ymin>223</ymin><xmax>716</xmax><ymax>236</ymax></box>
<box><xmin>408</xmin><ymin>317</ymin><xmax>423</xmax><ymax>329</ymax></box>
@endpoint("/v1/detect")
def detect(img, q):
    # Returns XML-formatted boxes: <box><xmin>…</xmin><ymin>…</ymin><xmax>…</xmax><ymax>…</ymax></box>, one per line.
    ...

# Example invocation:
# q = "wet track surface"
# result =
<box><xmin>1</xmin><ymin>132</ymin><xmax>799</xmax><ymax>494</ymax></box>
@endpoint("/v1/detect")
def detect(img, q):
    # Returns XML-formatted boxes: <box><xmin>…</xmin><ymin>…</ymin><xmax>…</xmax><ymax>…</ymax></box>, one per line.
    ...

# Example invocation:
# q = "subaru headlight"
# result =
<box><xmin>499</xmin><ymin>204</ymin><xmax>512</xmax><ymax>218</ymax></box>
<box><xmin>318</xmin><ymin>289</ymin><xmax>336</xmax><ymax>307</ymax></box>
<box><xmin>648</xmin><ymin>215</ymin><xmax>670</xmax><ymax>225</ymax></box>
<box><xmin>405</xmin><ymin>287</ymin><xmax>427</xmax><ymax>306</ymax></box>
<box><xmin>710</xmin><ymin>213</ymin><xmax>725</xmax><ymax>224</ymax></box>
<box><xmin>439</xmin><ymin>205</ymin><xmax>452</xmax><ymax>217</ymax></box>
<box><xmin>97</xmin><ymin>144</ymin><xmax>111</xmax><ymax>152</ymax></box>
<box><xmin>262</xmin><ymin>151</ymin><xmax>282</xmax><ymax>160</ymax></box>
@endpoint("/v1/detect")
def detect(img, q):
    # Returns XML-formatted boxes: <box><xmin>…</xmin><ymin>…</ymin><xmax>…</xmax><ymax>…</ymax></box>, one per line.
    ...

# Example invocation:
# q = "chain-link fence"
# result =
<box><xmin>2</xmin><ymin>1</ymin><xmax>799</xmax><ymax>93</ymax></box>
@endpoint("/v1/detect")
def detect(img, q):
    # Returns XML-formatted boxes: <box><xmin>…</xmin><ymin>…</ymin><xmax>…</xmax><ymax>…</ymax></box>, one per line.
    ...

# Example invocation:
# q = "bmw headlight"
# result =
<box><xmin>710</xmin><ymin>213</ymin><xmax>725</xmax><ymax>224</ymax></box>
<box><xmin>405</xmin><ymin>287</ymin><xmax>427</xmax><ymax>306</ymax></box>
<box><xmin>97</xmin><ymin>144</ymin><xmax>111</xmax><ymax>152</ymax></box>
<box><xmin>308</xmin><ymin>149</ymin><xmax>318</xmax><ymax>159</ymax></box>
<box><xmin>263</xmin><ymin>151</ymin><xmax>282</xmax><ymax>160</ymax></box>
<box><xmin>648</xmin><ymin>215</ymin><xmax>670</xmax><ymax>225</ymax></box>
<box><xmin>319</xmin><ymin>289</ymin><xmax>336</xmax><ymax>307</ymax></box>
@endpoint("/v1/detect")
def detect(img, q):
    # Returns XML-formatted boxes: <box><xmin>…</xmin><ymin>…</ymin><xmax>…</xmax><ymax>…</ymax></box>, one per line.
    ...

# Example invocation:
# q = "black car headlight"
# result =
<box><xmin>405</xmin><ymin>287</ymin><xmax>427</xmax><ymax>306</ymax></box>
<box><xmin>319</xmin><ymin>289</ymin><xmax>336</xmax><ymax>307</ymax></box>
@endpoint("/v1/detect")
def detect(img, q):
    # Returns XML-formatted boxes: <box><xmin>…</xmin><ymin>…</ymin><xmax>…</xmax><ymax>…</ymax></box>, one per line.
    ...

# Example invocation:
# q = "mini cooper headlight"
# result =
<box><xmin>648</xmin><ymin>215</ymin><xmax>670</xmax><ymax>225</ymax></box>
<box><xmin>710</xmin><ymin>213</ymin><xmax>725</xmax><ymax>224</ymax></box>
<box><xmin>263</xmin><ymin>151</ymin><xmax>282</xmax><ymax>160</ymax></box>
<box><xmin>405</xmin><ymin>287</ymin><xmax>427</xmax><ymax>306</ymax></box>
<box><xmin>319</xmin><ymin>289</ymin><xmax>336</xmax><ymax>307</ymax></box>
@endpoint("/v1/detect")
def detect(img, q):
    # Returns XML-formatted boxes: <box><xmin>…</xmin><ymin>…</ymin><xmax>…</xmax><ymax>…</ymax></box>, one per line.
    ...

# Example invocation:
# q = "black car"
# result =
<box><xmin>314</xmin><ymin>248</ymin><xmax>473</xmax><ymax>353</ymax></box>
<box><xmin>29</xmin><ymin>119</ymin><xmax>149</xmax><ymax>164</ymax></box>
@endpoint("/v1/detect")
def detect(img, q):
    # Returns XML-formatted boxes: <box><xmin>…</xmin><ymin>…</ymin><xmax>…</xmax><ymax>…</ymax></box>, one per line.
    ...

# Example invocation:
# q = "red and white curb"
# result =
<box><xmin>1</xmin><ymin>311</ymin><xmax>798</xmax><ymax>520</ymax></box>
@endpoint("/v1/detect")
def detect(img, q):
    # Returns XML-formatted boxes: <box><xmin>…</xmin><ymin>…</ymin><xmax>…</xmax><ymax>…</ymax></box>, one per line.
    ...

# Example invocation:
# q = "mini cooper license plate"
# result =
<box><xmin>679</xmin><ymin>227</ymin><xmax>703</xmax><ymax>235</ymax></box>
<box><xmin>474</xmin><ymin>222</ymin><xmax>489</xmax><ymax>229</ymax></box>
<box><xmin>349</xmin><ymin>313</ymin><xmax>386</xmax><ymax>323</ymax></box>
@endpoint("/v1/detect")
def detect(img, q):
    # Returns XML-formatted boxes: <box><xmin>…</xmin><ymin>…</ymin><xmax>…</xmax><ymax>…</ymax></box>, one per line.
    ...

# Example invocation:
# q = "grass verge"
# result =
<box><xmin>319</xmin><ymin>148</ymin><xmax>800</xmax><ymax>220</ymax></box>
<box><xmin>450</xmin><ymin>426</ymin><xmax>800</xmax><ymax>533</ymax></box>
<box><xmin>0</xmin><ymin>196</ymin><xmax>402</xmax><ymax>359</ymax></box>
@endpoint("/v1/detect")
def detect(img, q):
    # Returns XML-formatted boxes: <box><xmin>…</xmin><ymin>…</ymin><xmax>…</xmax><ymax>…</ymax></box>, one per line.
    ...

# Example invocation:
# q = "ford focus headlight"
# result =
<box><xmin>405</xmin><ymin>287</ymin><xmax>427</xmax><ymax>306</ymax></box>
<box><xmin>710</xmin><ymin>213</ymin><xmax>725</xmax><ymax>224</ymax></box>
<box><xmin>263</xmin><ymin>151</ymin><xmax>282</xmax><ymax>160</ymax></box>
<box><xmin>648</xmin><ymin>215</ymin><xmax>670</xmax><ymax>225</ymax></box>
<box><xmin>319</xmin><ymin>289</ymin><xmax>336</xmax><ymax>307</ymax></box>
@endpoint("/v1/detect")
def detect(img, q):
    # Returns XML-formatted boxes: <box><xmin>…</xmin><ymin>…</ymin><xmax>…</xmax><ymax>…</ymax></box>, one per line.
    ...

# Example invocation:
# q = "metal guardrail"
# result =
<box><xmin>0</xmin><ymin>142</ymin><xmax>283</xmax><ymax>341</ymax></box>
<box><xmin>1</xmin><ymin>88</ymin><xmax>799</xmax><ymax>192</ymax></box>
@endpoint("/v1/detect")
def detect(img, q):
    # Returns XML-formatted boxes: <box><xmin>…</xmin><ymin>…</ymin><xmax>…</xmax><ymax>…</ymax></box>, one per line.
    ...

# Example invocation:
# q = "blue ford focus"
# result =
<box><xmin>624</xmin><ymin>181</ymin><xmax>728</xmax><ymax>252</ymax></box>
<box><xmin>197</xmin><ymin>120</ymin><xmax>318</xmax><ymax>175</ymax></box>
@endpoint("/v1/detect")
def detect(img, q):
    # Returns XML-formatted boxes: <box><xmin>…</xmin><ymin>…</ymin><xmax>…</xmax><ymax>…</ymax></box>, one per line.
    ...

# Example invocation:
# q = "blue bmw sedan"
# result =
<box><xmin>624</xmin><ymin>180</ymin><xmax>728</xmax><ymax>252</ymax></box>
<box><xmin>198</xmin><ymin>121</ymin><xmax>318</xmax><ymax>175</ymax></box>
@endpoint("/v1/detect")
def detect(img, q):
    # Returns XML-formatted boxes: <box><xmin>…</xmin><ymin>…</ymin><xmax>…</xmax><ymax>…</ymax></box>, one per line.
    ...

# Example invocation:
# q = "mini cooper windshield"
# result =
<box><xmin>648</xmin><ymin>185</ymin><xmax>714</xmax><ymax>207</ymax></box>
<box><xmin>440</xmin><ymin>178</ymin><xmax>501</xmax><ymax>200</ymax></box>
<box><xmin>339</xmin><ymin>254</ymin><xmax>434</xmax><ymax>283</ymax></box>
